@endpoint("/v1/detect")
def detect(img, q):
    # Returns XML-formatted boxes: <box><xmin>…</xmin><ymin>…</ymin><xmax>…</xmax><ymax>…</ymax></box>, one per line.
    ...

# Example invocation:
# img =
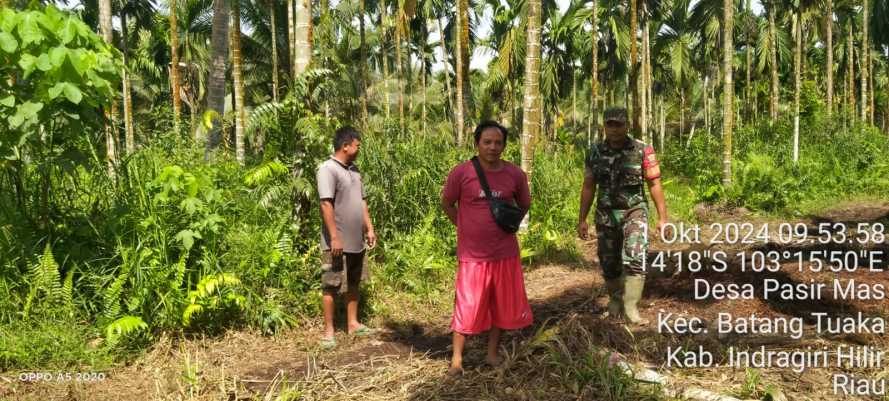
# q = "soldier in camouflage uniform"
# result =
<box><xmin>576</xmin><ymin>107</ymin><xmax>669</xmax><ymax>326</ymax></box>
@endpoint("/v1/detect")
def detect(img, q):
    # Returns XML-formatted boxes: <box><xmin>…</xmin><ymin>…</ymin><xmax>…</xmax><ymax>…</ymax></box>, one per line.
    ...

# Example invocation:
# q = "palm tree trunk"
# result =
<box><xmin>624</xmin><ymin>74</ymin><xmax>630</xmax><ymax>113</ymax></box>
<box><xmin>294</xmin><ymin>0</ymin><xmax>312</xmax><ymax>75</ymax></box>
<box><xmin>395</xmin><ymin>15</ymin><xmax>405</xmax><ymax>135</ymax></box>
<box><xmin>589</xmin><ymin>0</ymin><xmax>598</xmax><ymax>140</ymax></box>
<box><xmin>860</xmin><ymin>0</ymin><xmax>868</xmax><ymax>122</ymax></box>
<box><xmin>793</xmin><ymin>12</ymin><xmax>801</xmax><ymax>163</ymax></box>
<box><xmin>868</xmin><ymin>52</ymin><xmax>874</xmax><ymax>125</ymax></box>
<box><xmin>121</xmin><ymin>10</ymin><xmax>135</xmax><ymax>155</ymax></box>
<box><xmin>99</xmin><ymin>0</ymin><xmax>116</xmax><ymax>174</ymax></box>
<box><xmin>769</xmin><ymin>0</ymin><xmax>778</xmax><ymax>121</ymax></box>
<box><xmin>640</xmin><ymin>11</ymin><xmax>649</xmax><ymax>143</ymax></box>
<box><xmin>629</xmin><ymin>0</ymin><xmax>639</xmax><ymax>131</ymax></box>
<box><xmin>736</xmin><ymin>86</ymin><xmax>742</xmax><ymax>124</ymax></box>
<box><xmin>190</xmin><ymin>94</ymin><xmax>197</xmax><ymax>133</ymax></box>
<box><xmin>510</xmin><ymin>83</ymin><xmax>516</xmax><ymax>130</ymax></box>
<box><xmin>170</xmin><ymin>0</ymin><xmax>183</xmax><ymax>129</ymax></box>
<box><xmin>206</xmin><ymin>0</ymin><xmax>229</xmax><ymax>155</ymax></box>
<box><xmin>745</xmin><ymin>0</ymin><xmax>752</xmax><ymax>125</ymax></box>
<box><xmin>436</xmin><ymin>18</ymin><xmax>455</xmax><ymax>127</ymax></box>
<box><xmin>705</xmin><ymin>74</ymin><xmax>711</xmax><ymax>136</ymax></box>
<box><xmin>229</xmin><ymin>82</ymin><xmax>236</xmax><ymax>146</ymax></box>
<box><xmin>722</xmin><ymin>0</ymin><xmax>734</xmax><ymax>185</ymax></box>
<box><xmin>572</xmin><ymin>71</ymin><xmax>577</xmax><ymax>128</ymax></box>
<box><xmin>659</xmin><ymin>98</ymin><xmax>665</xmax><ymax>150</ymax></box>
<box><xmin>458</xmin><ymin>0</ymin><xmax>472</xmax><ymax>126</ymax></box>
<box><xmin>600</xmin><ymin>86</ymin><xmax>607</xmax><ymax>141</ymax></box>
<box><xmin>455</xmin><ymin>0</ymin><xmax>466</xmax><ymax>145</ymax></box>
<box><xmin>288</xmin><ymin>0</ymin><xmax>295</xmax><ymax>80</ymax></box>
<box><xmin>646</xmin><ymin>18</ymin><xmax>653</xmax><ymax>132</ymax></box>
<box><xmin>407</xmin><ymin>43</ymin><xmax>414</xmax><ymax>118</ymax></box>
<box><xmin>679</xmin><ymin>89</ymin><xmax>685</xmax><ymax>139</ymax></box>
<box><xmin>885</xmin><ymin>49</ymin><xmax>889</xmax><ymax>132</ymax></box>
<box><xmin>270</xmin><ymin>0</ymin><xmax>279</xmax><ymax>103</ymax></box>
<box><xmin>754</xmin><ymin>84</ymin><xmax>758</xmax><ymax>118</ymax></box>
<box><xmin>380</xmin><ymin>3</ymin><xmax>391</xmax><ymax>118</ymax></box>
<box><xmin>232</xmin><ymin>0</ymin><xmax>246</xmax><ymax>164</ymax></box>
<box><xmin>422</xmin><ymin>48</ymin><xmax>427</xmax><ymax>134</ymax></box>
<box><xmin>848</xmin><ymin>23</ymin><xmax>855</xmax><ymax>118</ymax></box>
<box><xmin>520</xmin><ymin>0</ymin><xmax>542</xmax><ymax>228</ymax></box>
<box><xmin>826</xmin><ymin>0</ymin><xmax>833</xmax><ymax>116</ymax></box>
<box><xmin>359</xmin><ymin>0</ymin><xmax>368</xmax><ymax>127</ymax></box>
<box><xmin>843</xmin><ymin>78</ymin><xmax>848</xmax><ymax>129</ymax></box>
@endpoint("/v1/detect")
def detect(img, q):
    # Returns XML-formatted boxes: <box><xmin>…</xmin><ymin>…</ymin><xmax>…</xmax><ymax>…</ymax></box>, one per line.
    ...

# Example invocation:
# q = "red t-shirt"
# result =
<box><xmin>442</xmin><ymin>160</ymin><xmax>532</xmax><ymax>262</ymax></box>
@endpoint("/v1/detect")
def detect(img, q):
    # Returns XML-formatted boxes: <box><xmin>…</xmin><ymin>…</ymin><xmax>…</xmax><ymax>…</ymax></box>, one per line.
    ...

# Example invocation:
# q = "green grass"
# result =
<box><xmin>659</xmin><ymin>175</ymin><xmax>700</xmax><ymax>223</ymax></box>
<box><xmin>0</xmin><ymin>319</ymin><xmax>114</xmax><ymax>370</ymax></box>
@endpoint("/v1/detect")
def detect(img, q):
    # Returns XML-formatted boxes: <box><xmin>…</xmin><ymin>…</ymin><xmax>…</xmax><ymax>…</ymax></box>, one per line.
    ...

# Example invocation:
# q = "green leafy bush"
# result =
<box><xmin>0</xmin><ymin>6</ymin><xmax>121</xmax><ymax>151</ymax></box>
<box><xmin>662</xmin><ymin>115</ymin><xmax>889</xmax><ymax>213</ymax></box>
<box><xmin>182</xmin><ymin>273</ymin><xmax>246</xmax><ymax>329</ymax></box>
<box><xmin>725</xmin><ymin>154</ymin><xmax>801</xmax><ymax>212</ymax></box>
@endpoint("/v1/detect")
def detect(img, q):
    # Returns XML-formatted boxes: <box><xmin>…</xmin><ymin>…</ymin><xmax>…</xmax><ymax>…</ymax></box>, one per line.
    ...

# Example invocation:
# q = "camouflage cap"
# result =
<box><xmin>604</xmin><ymin>107</ymin><xmax>628</xmax><ymax>124</ymax></box>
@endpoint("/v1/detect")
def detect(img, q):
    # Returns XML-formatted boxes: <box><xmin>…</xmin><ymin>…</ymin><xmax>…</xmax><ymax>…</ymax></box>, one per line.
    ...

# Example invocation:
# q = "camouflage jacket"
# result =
<box><xmin>584</xmin><ymin>137</ymin><xmax>660</xmax><ymax>211</ymax></box>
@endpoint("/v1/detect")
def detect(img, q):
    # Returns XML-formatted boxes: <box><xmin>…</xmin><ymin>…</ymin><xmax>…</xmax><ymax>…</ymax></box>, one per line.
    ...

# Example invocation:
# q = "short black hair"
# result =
<box><xmin>473</xmin><ymin>120</ymin><xmax>508</xmax><ymax>144</ymax></box>
<box><xmin>334</xmin><ymin>126</ymin><xmax>362</xmax><ymax>151</ymax></box>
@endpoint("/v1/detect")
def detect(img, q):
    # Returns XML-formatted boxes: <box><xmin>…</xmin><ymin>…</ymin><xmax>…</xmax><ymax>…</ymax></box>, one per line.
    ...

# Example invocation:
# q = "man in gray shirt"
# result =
<box><xmin>317</xmin><ymin>126</ymin><xmax>377</xmax><ymax>348</ymax></box>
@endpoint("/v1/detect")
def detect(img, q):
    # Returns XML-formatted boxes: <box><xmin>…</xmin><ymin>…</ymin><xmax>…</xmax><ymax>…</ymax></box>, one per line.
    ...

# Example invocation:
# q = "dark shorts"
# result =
<box><xmin>321</xmin><ymin>250</ymin><xmax>368</xmax><ymax>294</ymax></box>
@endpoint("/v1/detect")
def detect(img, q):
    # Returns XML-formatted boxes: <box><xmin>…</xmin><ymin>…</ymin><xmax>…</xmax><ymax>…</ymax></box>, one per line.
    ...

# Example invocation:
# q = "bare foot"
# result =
<box><xmin>447</xmin><ymin>366</ymin><xmax>464</xmax><ymax>377</ymax></box>
<box><xmin>484</xmin><ymin>355</ymin><xmax>503</xmax><ymax>367</ymax></box>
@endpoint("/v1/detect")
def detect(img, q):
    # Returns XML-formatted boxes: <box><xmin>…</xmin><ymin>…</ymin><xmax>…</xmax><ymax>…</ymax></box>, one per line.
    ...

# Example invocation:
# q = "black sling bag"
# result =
<box><xmin>470</xmin><ymin>156</ymin><xmax>526</xmax><ymax>233</ymax></box>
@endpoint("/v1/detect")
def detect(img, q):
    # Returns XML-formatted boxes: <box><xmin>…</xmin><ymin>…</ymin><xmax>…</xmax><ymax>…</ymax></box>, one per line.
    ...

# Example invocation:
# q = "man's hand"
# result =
<box><xmin>330</xmin><ymin>237</ymin><xmax>343</xmax><ymax>257</ymax></box>
<box><xmin>576</xmin><ymin>221</ymin><xmax>590</xmax><ymax>240</ymax></box>
<box><xmin>646</xmin><ymin>178</ymin><xmax>669</xmax><ymax>241</ymax></box>
<box><xmin>366</xmin><ymin>229</ymin><xmax>377</xmax><ymax>249</ymax></box>
<box><xmin>655</xmin><ymin>218</ymin><xmax>670</xmax><ymax>239</ymax></box>
<box><xmin>442</xmin><ymin>198</ymin><xmax>458</xmax><ymax>226</ymax></box>
<box><xmin>577</xmin><ymin>176</ymin><xmax>596</xmax><ymax>241</ymax></box>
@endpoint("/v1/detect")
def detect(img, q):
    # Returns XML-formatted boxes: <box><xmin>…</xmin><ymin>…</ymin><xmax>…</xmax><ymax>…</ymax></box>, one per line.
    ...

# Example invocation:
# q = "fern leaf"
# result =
<box><xmin>193</xmin><ymin>273</ymin><xmax>242</xmax><ymax>298</ymax></box>
<box><xmin>105</xmin><ymin>315</ymin><xmax>148</xmax><ymax>347</ymax></box>
<box><xmin>103</xmin><ymin>263</ymin><xmax>131</xmax><ymax>320</ymax></box>
<box><xmin>259</xmin><ymin>184</ymin><xmax>289</xmax><ymax>209</ymax></box>
<box><xmin>245</xmin><ymin>102</ymin><xmax>285</xmax><ymax>135</ymax></box>
<box><xmin>62</xmin><ymin>267</ymin><xmax>74</xmax><ymax>310</ymax></box>
<box><xmin>187</xmin><ymin>273</ymin><xmax>242</xmax><ymax>303</ymax></box>
<box><xmin>174</xmin><ymin>251</ymin><xmax>188</xmax><ymax>289</ymax></box>
<box><xmin>182</xmin><ymin>303</ymin><xmax>203</xmax><ymax>326</ymax></box>
<box><xmin>275</xmin><ymin>231</ymin><xmax>293</xmax><ymax>257</ymax></box>
<box><xmin>243</xmin><ymin>160</ymin><xmax>288</xmax><ymax>186</ymax></box>
<box><xmin>28</xmin><ymin>244</ymin><xmax>63</xmax><ymax>305</ymax></box>
<box><xmin>41</xmin><ymin>244</ymin><xmax>61</xmax><ymax>301</ymax></box>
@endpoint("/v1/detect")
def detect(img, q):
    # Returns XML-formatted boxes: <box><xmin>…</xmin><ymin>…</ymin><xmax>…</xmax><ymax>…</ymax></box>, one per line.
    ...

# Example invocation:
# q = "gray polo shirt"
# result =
<box><xmin>317</xmin><ymin>157</ymin><xmax>367</xmax><ymax>253</ymax></box>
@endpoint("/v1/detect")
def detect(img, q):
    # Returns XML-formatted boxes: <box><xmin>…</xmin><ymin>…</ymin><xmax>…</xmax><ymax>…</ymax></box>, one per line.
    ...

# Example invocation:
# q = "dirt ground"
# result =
<box><xmin>2</xmin><ymin>201</ymin><xmax>888</xmax><ymax>401</ymax></box>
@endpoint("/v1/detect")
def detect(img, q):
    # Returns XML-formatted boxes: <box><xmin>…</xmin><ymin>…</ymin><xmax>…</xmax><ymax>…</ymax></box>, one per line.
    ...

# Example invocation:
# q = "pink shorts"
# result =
<box><xmin>451</xmin><ymin>256</ymin><xmax>533</xmax><ymax>335</ymax></box>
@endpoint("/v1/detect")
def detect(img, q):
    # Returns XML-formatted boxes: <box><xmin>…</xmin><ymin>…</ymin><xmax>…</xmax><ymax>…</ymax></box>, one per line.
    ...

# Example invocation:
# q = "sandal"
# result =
<box><xmin>350</xmin><ymin>326</ymin><xmax>376</xmax><ymax>337</ymax></box>
<box><xmin>319</xmin><ymin>336</ymin><xmax>337</xmax><ymax>350</ymax></box>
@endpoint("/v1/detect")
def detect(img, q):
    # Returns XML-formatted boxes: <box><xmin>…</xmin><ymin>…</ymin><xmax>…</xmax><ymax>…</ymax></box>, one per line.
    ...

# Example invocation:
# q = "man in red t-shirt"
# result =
<box><xmin>441</xmin><ymin>121</ymin><xmax>533</xmax><ymax>376</ymax></box>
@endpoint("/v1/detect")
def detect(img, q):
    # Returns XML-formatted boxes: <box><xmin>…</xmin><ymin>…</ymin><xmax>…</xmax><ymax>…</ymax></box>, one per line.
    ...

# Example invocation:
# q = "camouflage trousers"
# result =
<box><xmin>595</xmin><ymin>206</ymin><xmax>649</xmax><ymax>279</ymax></box>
